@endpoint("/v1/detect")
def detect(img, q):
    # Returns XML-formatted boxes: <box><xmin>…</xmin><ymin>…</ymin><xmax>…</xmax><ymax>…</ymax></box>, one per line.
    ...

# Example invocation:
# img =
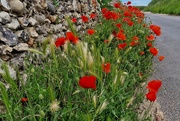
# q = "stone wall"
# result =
<box><xmin>0</xmin><ymin>0</ymin><xmax>101</xmax><ymax>63</ymax></box>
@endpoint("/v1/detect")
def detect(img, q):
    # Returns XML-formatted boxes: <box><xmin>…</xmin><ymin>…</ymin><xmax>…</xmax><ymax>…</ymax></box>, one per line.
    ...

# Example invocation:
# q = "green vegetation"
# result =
<box><xmin>0</xmin><ymin>2</ymin><xmax>162</xmax><ymax>121</ymax></box>
<box><xmin>144</xmin><ymin>0</ymin><xmax>180</xmax><ymax>15</ymax></box>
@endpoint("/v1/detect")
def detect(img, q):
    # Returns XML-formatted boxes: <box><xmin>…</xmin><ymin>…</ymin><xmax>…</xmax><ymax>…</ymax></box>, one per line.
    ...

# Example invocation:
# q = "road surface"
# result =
<box><xmin>144</xmin><ymin>12</ymin><xmax>180</xmax><ymax>121</ymax></box>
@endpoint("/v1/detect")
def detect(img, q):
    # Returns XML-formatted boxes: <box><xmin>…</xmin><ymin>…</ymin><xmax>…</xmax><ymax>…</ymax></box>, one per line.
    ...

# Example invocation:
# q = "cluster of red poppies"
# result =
<box><xmin>146</xmin><ymin>80</ymin><xmax>162</xmax><ymax>101</ymax></box>
<box><xmin>54</xmin><ymin>1</ymin><xmax>164</xmax><ymax>102</ymax></box>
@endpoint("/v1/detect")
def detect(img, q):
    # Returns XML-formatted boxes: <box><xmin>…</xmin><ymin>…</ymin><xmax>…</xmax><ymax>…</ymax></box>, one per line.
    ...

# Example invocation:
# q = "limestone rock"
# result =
<box><xmin>18</xmin><ymin>17</ymin><xmax>29</xmax><ymax>27</ymax></box>
<box><xmin>27</xmin><ymin>27</ymin><xmax>38</xmax><ymax>38</ymax></box>
<box><xmin>9</xmin><ymin>0</ymin><xmax>24</xmax><ymax>14</ymax></box>
<box><xmin>47</xmin><ymin>3</ymin><xmax>56</xmax><ymax>15</ymax></box>
<box><xmin>0</xmin><ymin>45</ymin><xmax>13</xmax><ymax>54</ymax></box>
<box><xmin>0</xmin><ymin>0</ymin><xmax>11</xmax><ymax>11</ymax></box>
<box><xmin>28</xmin><ymin>17</ymin><xmax>38</xmax><ymax>26</ymax></box>
<box><xmin>13</xmin><ymin>43</ymin><xmax>28</xmax><ymax>51</ymax></box>
<box><xmin>6</xmin><ymin>18</ymin><xmax>20</xmax><ymax>30</ymax></box>
<box><xmin>0</xmin><ymin>25</ymin><xmax>18</xmax><ymax>46</ymax></box>
<box><xmin>0</xmin><ymin>11</ymin><xmax>11</xmax><ymax>24</ymax></box>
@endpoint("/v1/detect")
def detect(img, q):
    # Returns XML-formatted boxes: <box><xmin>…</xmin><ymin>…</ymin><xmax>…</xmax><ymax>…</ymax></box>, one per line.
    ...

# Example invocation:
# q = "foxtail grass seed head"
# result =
<box><xmin>99</xmin><ymin>99</ymin><xmax>109</xmax><ymax>114</ymax></box>
<box><xmin>108</xmin><ymin>34</ymin><xmax>114</xmax><ymax>43</ymax></box>
<box><xmin>81</xmin><ymin>42</ymin><xmax>88</xmax><ymax>61</ymax></box>
<box><xmin>126</xmin><ymin>97</ymin><xmax>134</xmax><ymax>108</ymax></box>
<box><xmin>101</xmin><ymin>56</ymin><xmax>105</xmax><ymax>64</ymax></box>
<box><xmin>78</xmin><ymin>58</ymin><xmax>84</xmax><ymax>68</ymax></box>
<box><xmin>122</xmin><ymin>72</ymin><xmax>128</xmax><ymax>75</ymax></box>
<box><xmin>63</xmin><ymin>42</ymin><xmax>68</xmax><ymax>52</ymax></box>
<box><xmin>137</xmin><ymin>29</ymin><xmax>144</xmax><ymax>34</ymax></box>
<box><xmin>88</xmin><ymin>52</ymin><xmax>94</xmax><ymax>68</ymax></box>
<box><xmin>120</xmin><ymin>75</ymin><xmax>125</xmax><ymax>85</ymax></box>
<box><xmin>49</xmin><ymin>99</ymin><xmax>60</xmax><ymax>113</ymax></box>
<box><xmin>93</xmin><ymin>94</ymin><xmax>97</xmax><ymax>108</ymax></box>
<box><xmin>124</xmin><ymin>47</ymin><xmax>132</xmax><ymax>55</ymax></box>
<box><xmin>72</xmin><ymin>89</ymin><xmax>81</xmax><ymax>95</ymax></box>
<box><xmin>113</xmin><ymin>74</ymin><xmax>118</xmax><ymax>85</ymax></box>
<box><xmin>91</xmin><ymin>45</ymin><xmax>94</xmax><ymax>52</ymax></box>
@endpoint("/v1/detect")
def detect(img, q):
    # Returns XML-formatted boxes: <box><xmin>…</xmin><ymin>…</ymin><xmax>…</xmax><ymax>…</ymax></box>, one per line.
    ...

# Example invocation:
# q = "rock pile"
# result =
<box><xmin>0</xmin><ymin>0</ymin><xmax>100</xmax><ymax>65</ymax></box>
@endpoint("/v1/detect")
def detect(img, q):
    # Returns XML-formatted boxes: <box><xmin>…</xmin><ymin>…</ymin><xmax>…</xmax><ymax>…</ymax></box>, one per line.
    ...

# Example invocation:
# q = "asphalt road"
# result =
<box><xmin>144</xmin><ymin>12</ymin><xmax>180</xmax><ymax>121</ymax></box>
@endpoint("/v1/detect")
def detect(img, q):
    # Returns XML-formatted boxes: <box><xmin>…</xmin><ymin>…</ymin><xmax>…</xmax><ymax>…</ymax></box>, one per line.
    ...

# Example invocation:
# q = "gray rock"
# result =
<box><xmin>47</xmin><ymin>3</ymin><xmax>56</xmax><ymax>15</ymax></box>
<box><xmin>6</xmin><ymin>18</ymin><xmax>20</xmax><ymax>30</ymax></box>
<box><xmin>0</xmin><ymin>45</ymin><xmax>13</xmax><ymax>54</ymax></box>
<box><xmin>0</xmin><ymin>25</ymin><xmax>18</xmax><ymax>46</ymax></box>
<box><xmin>27</xmin><ymin>27</ymin><xmax>38</xmax><ymax>38</ymax></box>
<box><xmin>0</xmin><ymin>11</ymin><xmax>11</xmax><ymax>24</ymax></box>
<box><xmin>35</xmin><ymin>26</ymin><xmax>48</xmax><ymax>35</ymax></box>
<box><xmin>0</xmin><ymin>0</ymin><xmax>11</xmax><ymax>11</ymax></box>
<box><xmin>28</xmin><ymin>17</ymin><xmax>38</xmax><ymax>26</ymax></box>
<box><xmin>20</xmin><ymin>31</ymin><xmax>30</xmax><ymax>42</ymax></box>
<box><xmin>81</xmin><ymin>3</ymin><xmax>89</xmax><ymax>13</ymax></box>
<box><xmin>77</xmin><ymin>2</ymin><xmax>82</xmax><ymax>13</ymax></box>
<box><xmin>50</xmin><ymin>24</ymin><xmax>62</xmax><ymax>33</ymax></box>
<box><xmin>9</xmin><ymin>0</ymin><xmax>24</xmax><ymax>14</ymax></box>
<box><xmin>35</xmin><ymin>14</ymin><xmax>46</xmax><ymax>23</ymax></box>
<box><xmin>13</xmin><ymin>43</ymin><xmax>28</xmax><ymax>51</ymax></box>
<box><xmin>16</xmin><ymin>30</ymin><xmax>30</xmax><ymax>42</ymax></box>
<box><xmin>18</xmin><ymin>17</ymin><xmax>29</xmax><ymax>27</ymax></box>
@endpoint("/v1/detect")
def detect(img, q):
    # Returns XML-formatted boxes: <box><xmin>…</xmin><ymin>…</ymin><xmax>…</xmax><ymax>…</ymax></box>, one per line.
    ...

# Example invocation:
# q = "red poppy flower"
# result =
<box><xmin>127</xmin><ymin>1</ymin><xmax>131</xmax><ymax>5</ymax></box>
<box><xmin>111</xmin><ymin>12</ymin><xmax>119</xmax><ymax>20</ymax></box>
<box><xmin>147</xmin><ymin>80</ymin><xmax>162</xmax><ymax>93</ymax></box>
<box><xmin>71</xmin><ymin>18</ymin><xmax>77</xmax><ymax>23</ymax></box>
<box><xmin>104</xmin><ymin>40</ymin><xmax>109</xmax><ymax>43</ymax></box>
<box><xmin>139</xmin><ymin>51</ymin><xmax>145</xmax><ymax>55</ymax></box>
<box><xmin>81</xmin><ymin>15</ymin><xmax>88</xmax><ymax>23</ymax></box>
<box><xmin>21</xmin><ymin>98</ymin><xmax>28</xmax><ymax>103</ymax></box>
<box><xmin>90</xmin><ymin>13</ymin><xmax>97</xmax><ymax>19</ymax></box>
<box><xmin>118</xmin><ymin>43</ymin><xmax>127</xmax><ymax>49</ymax></box>
<box><xmin>139</xmin><ymin>73</ymin><xmax>143</xmax><ymax>76</ymax></box>
<box><xmin>130</xmin><ymin>41</ymin><xmax>139</xmax><ymax>47</ymax></box>
<box><xmin>102</xmin><ymin>63</ymin><xmax>111</xmax><ymax>73</ymax></box>
<box><xmin>128</xmin><ymin>21</ymin><xmax>134</xmax><ymax>26</ymax></box>
<box><xmin>117</xmin><ymin>32</ymin><xmax>126</xmax><ymax>40</ymax></box>
<box><xmin>101</xmin><ymin>8</ymin><xmax>108</xmax><ymax>14</ymax></box>
<box><xmin>114</xmin><ymin>2</ymin><xmax>121</xmax><ymax>8</ymax></box>
<box><xmin>146</xmin><ymin>34</ymin><xmax>155</xmax><ymax>41</ymax></box>
<box><xmin>132</xmin><ymin>36</ymin><xmax>139</xmax><ymax>41</ymax></box>
<box><xmin>116</xmin><ymin>23</ymin><xmax>122</xmax><ymax>28</ymax></box>
<box><xmin>146</xmin><ymin>91</ymin><xmax>156</xmax><ymax>102</ymax></box>
<box><xmin>112</xmin><ymin>30</ymin><xmax>117</xmax><ymax>36</ymax></box>
<box><xmin>79</xmin><ymin>75</ymin><xmax>96</xmax><ymax>90</ymax></box>
<box><xmin>124</xmin><ymin>11</ymin><xmax>132</xmax><ymax>17</ymax></box>
<box><xmin>66</xmin><ymin>32</ymin><xmax>79</xmax><ymax>44</ymax></box>
<box><xmin>150</xmin><ymin>47</ymin><xmax>158</xmax><ymax>56</ymax></box>
<box><xmin>87</xmin><ymin>29</ymin><xmax>95</xmax><ymax>35</ymax></box>
<box><xmin>149</xmin><ymin>24</ymin><xmax>161</xmax><ymax>36</ymax></box>
<box><xmin>158</xmin><ymin>56</ymin><xmax>165</xmax><ymax>61</ymax></box>
<box><xmin>55</xmin><ymin>37</ymin><xmax>66</xmax><ymax>47</ymax></box>
<box><xmin>147</xmin><ymin>42</ymin><xmax>152</xmax><ymax>47</ymax></box>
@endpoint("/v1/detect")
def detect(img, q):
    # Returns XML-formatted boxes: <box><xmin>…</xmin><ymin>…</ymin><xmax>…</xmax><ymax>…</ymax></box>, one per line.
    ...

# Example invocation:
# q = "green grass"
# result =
<box><xmin>0</xmin><ymin>2</ymin><xmax>162</xmax><ymax>121</ymax></box>
<box><xmin>144</xmin><ymin>0</ymin><xmax>180</xmax><ymax>15</ymax></box>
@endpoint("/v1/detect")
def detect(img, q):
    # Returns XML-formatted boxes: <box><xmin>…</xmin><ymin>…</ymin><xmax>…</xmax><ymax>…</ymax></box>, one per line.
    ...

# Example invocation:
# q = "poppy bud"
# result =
<box><xmin>38</xmin><ymin>94</ymin><xmax>44</xmax><ymax>99</ymax></box>
<box><xmin>31</xmin><ymin>68</ymin><xmax>35</xmax><ymax>73</ymax></box>
<box><xmin>39</xmin><ymin>110</ymin><xmax>45</xmax><ymax>117</ymax></box>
